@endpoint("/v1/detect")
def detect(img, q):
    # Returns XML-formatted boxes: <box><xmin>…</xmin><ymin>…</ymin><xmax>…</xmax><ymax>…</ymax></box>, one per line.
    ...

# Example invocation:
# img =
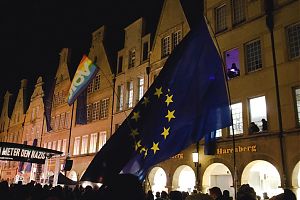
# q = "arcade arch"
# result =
<box><xmin>292</xmin><ymin>161</ymin><xmax>300</xmax><ymax>199</ymax></box>
<box><xmin>172</xmin><ymin>165</ymin><xmax>195</xmax><ymax>193</ymax></box>
<box><xmin>148</xmin><ymin>167</ymin><xmax>167</xmax><ymax>193</ymax></box>
<box><xmin>202</xmin><ymin>163</ymin><xmax>233</xmax><ymax>197</ymax></box>
<box><xmin>241</xmin><ymin>160</ymin><xmax>282</xmax><ymax>198</ymax></box>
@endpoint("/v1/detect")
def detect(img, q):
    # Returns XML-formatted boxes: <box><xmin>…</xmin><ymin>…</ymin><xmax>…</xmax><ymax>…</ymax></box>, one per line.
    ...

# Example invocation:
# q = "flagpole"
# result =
<box><xmin>35</xmin><ymin>111</ymin><xmax>46</xmax><ymax>183</ymax></box>
<box><xmin>65</xmin><ymin>103</ymin><xmax>75</xmax><ymax>175</ymax></box>
<box><xmin>265</xmin><ymin>0</ymin><xmax>287</xmax><ymax>188</ymax></box>
<box><xmin>204</xmin><ymin>16</ymin><xmax>237</xmax><ymax>199</ymax></box>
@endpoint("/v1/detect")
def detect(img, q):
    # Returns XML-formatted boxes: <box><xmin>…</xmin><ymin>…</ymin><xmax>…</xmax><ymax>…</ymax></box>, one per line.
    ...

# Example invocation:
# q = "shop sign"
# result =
<box><xmin>171</xmin><ymin>153</ymin><xmax>184</xmax><ymax>159</ymax></box>
<box><xmin>216</xmin><ymin>145</ymin><xmax>257</xmax><ymax>155</ymax></box>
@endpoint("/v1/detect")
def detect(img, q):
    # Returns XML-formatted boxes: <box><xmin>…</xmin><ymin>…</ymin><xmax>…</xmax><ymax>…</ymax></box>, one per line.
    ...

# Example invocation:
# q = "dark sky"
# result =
<box><xmin>0</xmin><ymin>0</ymin><xmax>201</xmax><ymax>110</ymax></box>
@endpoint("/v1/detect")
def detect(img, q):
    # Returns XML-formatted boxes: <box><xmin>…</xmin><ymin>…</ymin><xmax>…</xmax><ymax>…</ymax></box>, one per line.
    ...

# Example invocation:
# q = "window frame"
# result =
<box><xmin>286</xmin><ymin>22</ymin><xmax>300</xmax><ymax>60</ymax></box>
<box><xmin>245</xmin><ymin>39</ymin><xmax>263</xmax><ymax>73</ymax></box>
<box><xmin>215</xmin><ymin>4</ymin><xmax>227</xmax><ymax>33</ymax></box>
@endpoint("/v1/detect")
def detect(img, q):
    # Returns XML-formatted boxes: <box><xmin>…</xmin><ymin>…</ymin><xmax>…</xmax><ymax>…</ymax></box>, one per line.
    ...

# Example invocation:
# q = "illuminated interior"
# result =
<box><xmin>241</xmin><ymin>160</ymin><xmax>282</xmax><ymax>198</ymax></box>
<box><xmin>148</xmin><ymin>167</ymin><xmax>167</xmax><ymax>193</ymax></box>
<box><xmin>292</xmin><ymin>161</ymin><xmax>300</xmax><ymax>200</ymax></box>
<box><xmin>202</xmin><ymin>163</ymin><xmax>233</xmax><ymax>197</ymax></box>
<box><xmin>177</xmin><ymin>165</ymin><xmax>195</xmax><ymax>193</ymax></box>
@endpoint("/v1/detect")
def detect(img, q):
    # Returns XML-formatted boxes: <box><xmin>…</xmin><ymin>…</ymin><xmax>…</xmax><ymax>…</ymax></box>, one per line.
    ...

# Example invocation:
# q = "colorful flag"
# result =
<box><xmin>67</xmin><ymin>55</ymin><xmax>99</xmax><ymax>105</ymax></box>
<box><xmin>81</xmin><ymin>16</ymin><xmax>231</xmax><ymax>182</ymax></box>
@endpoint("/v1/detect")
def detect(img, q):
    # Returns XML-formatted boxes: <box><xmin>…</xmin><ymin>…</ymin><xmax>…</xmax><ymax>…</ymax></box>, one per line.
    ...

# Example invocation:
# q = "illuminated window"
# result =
<box><xmin>127</xmin><ymin>81</ymin><xmax>134</xmax><ymax>108</ymax></box>
<box><xmin>232</xmin><ymin>0</ymin><xmax>245</xmax><ymax>25</ymax></box>
<box><xmin>138</xmin><ymin>77</ymin><xmax>144</xmax><ymax>101</ymax></box>
<box><xmin>43</xmin><ymin>143</ymin><xmax>47</xmax><ymax>148</ymax></box>
<box><xmin>118</xmin><ymin>56</ymin><xmax>123</xmax><ymax>73</ymax></box>
<box><xmin>57</xmin><ymin>140</ymin><xmax>61</xmax><ymax>152</ymax></box>
<box><xmin>62</xmin><ymin>139</ymin><xmax>67</xmax><ymax>156</ymax></box>
<box><xmin>73</xmin><ymin>137</ymin><xmax>80</xmax><ymax>155</ymax></box>
<box><xmin>287</xmin><ymin>22</ymin><xmax>300</xmax><ymax>59</ymax></box>
<box><xmin>86</xmin><ymin>104</ymin><xmax>92</xmax><ymax>122</ymax></box>
<box><xmin>87</xmin><ymin>82</ymin><xmax>93</xmax><ymax>94</ymax></box>
<box><xmin>216</xmin><ymin>129</ymin><xmax>222</xmax><ymax>138</ymax></box>
<box><xmin>47</xmin><ymin>142</ymin><xmax>52</xmax><ymax>149</ymax></box>
<box><xmin>65</xmin><ymin>112</ymin><xmax>70</xmax><ymax>129</ymax></box>
<box><xmin>295</xmin><ymin>88</ymin><xmax>300</xmax><ymax>126</ymax></box>
<box><xmin>215</xmin><ymin>4</ymin><xmax>227</xmax><ymax>32</ymax></box>
<box><xmin>59</xmin><ymin>113</ymin><xmax>65</xmax><ymax>130</ymax></box>
<box><xmin>89</xmin><ymin>133</ymin><xmax>98</xmax><ymax>153</ymax></box>
<box><xmin>93</xmin><ymin>74</ymin><xmax>101</xmax><ymax>91</ymax></box>
<box><xmin>117</xmin><ymin>85</ymin><xmax>124</xmax><ymax>111</ymax></box>
<box><xmin>245</xmin><ymin>39</ymin><xmax>262</xmax><ymax>72</ymax></box>
<box><xmin>128</xmin><ymin>49</ymin><xmax>136</xmax><ymax>68</ymax></box>
<box><xmin>100</xmin><ymin>98</ymin><xmax>109</xmax><ymax>119</ymax></box>
<box><xmin>99</xmin><ymin>131</ymin><xmax>107</xmax><ymax>150</ymax></box>
<box><xmin>172</xmin><ymin>30</ymin><xmax>182</xmax><ymax>49</ymax></box>
<box><xmin>162</xmin><ymin>36</ymin><xmax>171</xmax><ymax>58</ymax></box>
<box><xmin>81</xmin><ymin>135</ymin><xmax>88</xmax><ymax>154</ymax></box>
<box><xmin>52</xmin><ymin>141</ymin><xmax>57</xmax><ymax>150</ymax></box>
<box><xmin>54</xmin><ymin>115</ymin><xmax>60</xmax><ymax>131</ymax></box>
<box><xmin>249</xmin><ymin>96</ymin><xmax>267</xmax><ymax>130</ymax></box>
<box><xmin>92</xmin><ymin>101</ymin><xmax>100</xmax><ymax>121</ymax></box>
<box><xmin>230</xmin><ymin>102</ymin><xmax>243</xmax><ymax>135</ymax></box>
<box><xmin>225</xmin><ymin>48</ymin><xmax>240</xmax><ymax>79</ymax></box>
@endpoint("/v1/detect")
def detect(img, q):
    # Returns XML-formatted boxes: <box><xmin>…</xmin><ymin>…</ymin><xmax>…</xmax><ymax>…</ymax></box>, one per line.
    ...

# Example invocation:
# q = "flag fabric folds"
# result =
<box><xmin>43</xmin><ymin>78</ymin><xmax>56</xmax><ymax>132</ymax></box>
<box><xmin>81</xmin><ymin>17</ymin><xmax>231</xmax><ymax>182</ymax></box>
<box><xmin>75</xmin><ymin>89</ymin><xmax>87</xmax><ymax>125</ymax></box>
<box><xmin>67</xmin><ymin>55</ymin><xmax>99</xmax><ymax>106</ymax></box>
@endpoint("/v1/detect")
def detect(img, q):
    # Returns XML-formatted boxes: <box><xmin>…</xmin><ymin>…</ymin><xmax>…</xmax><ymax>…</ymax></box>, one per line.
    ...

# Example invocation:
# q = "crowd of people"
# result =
<box><xmin>0</xmin><ymin>174</ymin><xmax>297</xmax><ymax>200</ymax></box>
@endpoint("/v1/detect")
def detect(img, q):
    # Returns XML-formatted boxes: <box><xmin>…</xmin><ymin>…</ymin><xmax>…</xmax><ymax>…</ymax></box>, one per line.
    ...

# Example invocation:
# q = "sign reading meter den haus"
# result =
<box><xmin>0</xmin><ymin>142</ymin><xmax>62</xmax><ymax>164</ymax></box>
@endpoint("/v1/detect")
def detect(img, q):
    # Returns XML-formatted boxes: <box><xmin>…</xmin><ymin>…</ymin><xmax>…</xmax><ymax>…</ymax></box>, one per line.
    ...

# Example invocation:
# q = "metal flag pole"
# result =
<box><xmin>110</xmin><ymin>75</ymin><xmax>116</xmax><ymax>137</ymax></box>
<box><xmin>204</xmin><ymin>16</ymin><xmax>238</xmax><ymax>199</ymax></box>
<box><xmin>265</xmin><ymin>0</ymin><xmax>287</xmax><ymax>188</ymax></box>
<box><xmin>65</xmin><ymin>103</ymin><xmax>75</xmax><ymax>176</ymax></box>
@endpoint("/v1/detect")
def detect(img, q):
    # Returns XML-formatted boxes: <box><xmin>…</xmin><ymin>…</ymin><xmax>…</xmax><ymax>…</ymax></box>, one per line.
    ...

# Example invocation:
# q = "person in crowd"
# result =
<box><xmin>185</xmin><ymin>193</ymin><xmax>213</xmax><ymax>200</ymax></box>
<box><xmin>237</xmin><ymin>184</ymin><xmax>257</xmax><ymax>200</ymax></box>
<box><xmin>146</xmin><ymin>190</ymin><xmax>155</xmax><ymax>200</ymax></box>
<box><xmin>222</xmin><ymin>190</ymin><xmax>232</xmax><ymax>200</ymax></box>
<box><xmin>249</xmin><ymin>122</ymin><xmax>260</xmax><ymax>134</ymax></box>
<box><xmin>263</xmin><ymin>192</ymin><xmax>270</xmax><ymax>199</ymax></box>
<box><xmin>261</xmin><ymin>118</ymin><xmax>268</xmax><ymax>131</ymax></box>
<box><xmin>269</xmin><ymin>189</ymin><xmax>296</xmax><ymax>200</ymax></box>
<box><xmin>160</xmin><ymin>191</ymin><xmax>169</xmax><ymax>200</ymax></box>
<box><xmin>169</xmin><ymin>191</ymin><xmax>183</xmax><ymax>200</ymax></box>
<box><xmin>209</xmin><ymin>187</ymin><xmax>223</xmax><ymax>200</ymax></box>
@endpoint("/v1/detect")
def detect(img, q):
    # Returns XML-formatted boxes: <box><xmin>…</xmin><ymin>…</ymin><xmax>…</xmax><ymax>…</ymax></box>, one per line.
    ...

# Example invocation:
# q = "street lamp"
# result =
<box><xmin>192</xmin><ymin>152</ymin><xmax>199</xmax><ymax>167</ymax></box>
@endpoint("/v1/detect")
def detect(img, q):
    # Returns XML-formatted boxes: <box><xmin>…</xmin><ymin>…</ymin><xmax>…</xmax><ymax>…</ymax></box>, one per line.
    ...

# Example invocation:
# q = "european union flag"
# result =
<box><xmin>81</xmin><ymin>17</ymin><xmax>231</xmax><ymax>182</ymax></box>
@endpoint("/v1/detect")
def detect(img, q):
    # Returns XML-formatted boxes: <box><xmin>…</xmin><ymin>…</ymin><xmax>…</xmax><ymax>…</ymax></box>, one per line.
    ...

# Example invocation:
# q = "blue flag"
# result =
<box><xmin>43</xmin><ymin>78</ymin><xmax>56</xmax><ymax>132</ymax></box>
<box><xmin>75</xmin><ymin>89</ymin><xmax>87</xmax><ymax>125</ymax></box>
<box><xmin>81</xmin><ymin>17</ymin><xmax>231</xmax><ymax>182</ymax></box>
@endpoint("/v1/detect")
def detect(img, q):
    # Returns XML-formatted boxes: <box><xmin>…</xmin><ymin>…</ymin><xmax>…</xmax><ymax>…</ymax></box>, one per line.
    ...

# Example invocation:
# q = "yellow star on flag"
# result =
<box><xmin>165</xmin><ymin>94</ymin><xmax>173</xmax><ymax>106</ymax></box>
<box><xmin>161</xmin><ymin>127</ymin><xmax>170</xmax><ymax>139</ymax></box>
<box><xmin>135</xmin><ymin>140</ymin><xmax>142</xmax><ymax>151</ymax></box>
<box><xmin>142</xmin><ymin>97</ymin><xmax>150</xmax><ymax>106</ymax></box>
<box><xmin>165</xmin><ymin>110</ymin><xmax>175</xmax><ymax>122</ymax></box>
<box><xmin>143</xmin><ymin>148</ymin><xmax>148</xmax><ymax>158</ymax></box>
<box><xmin>151</xmin><ymin>142</ymin><xmax>160</xmax><ymax>154</ymax></box>
<box><xmin>131</xmin><ymin>111</ymin><xmax>140</xmax><ymax>122</ymax></box>
<box><xmin>154</xmin><ymin>87</ymin><xmax>163</xmax><ymax>98</ymax></box>
<box><xmin>130</xmin><ymin>129</ymin><xmax>139</xmax><ymax>137</ymax></box>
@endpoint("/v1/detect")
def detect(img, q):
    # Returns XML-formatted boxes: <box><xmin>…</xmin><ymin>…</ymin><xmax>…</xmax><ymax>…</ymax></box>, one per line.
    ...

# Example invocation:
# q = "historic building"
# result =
<box><xmin>0</xmin><ymin>0</ymin><xmax>299</xmax><ymax>199</ymax></box>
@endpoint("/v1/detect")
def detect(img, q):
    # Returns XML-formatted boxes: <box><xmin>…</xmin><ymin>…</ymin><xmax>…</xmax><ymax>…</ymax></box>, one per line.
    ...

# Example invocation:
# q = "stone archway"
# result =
<box><xmin>292</xmin><ymin>161</ymin><xmax>300</xmax><ymax>199</ymax></box>
<box><xmin>172</xmin><ymin>165</ymin><xmax>195</xmax><ymax>193</ymax></box>
<box><xmin>241</xmin><ymin>160</ymin><xmax>283</xmax><ymax>198</ymax></box>
<box><xmin>202</xmin><ymin>163</ymin><xmax>233</xmax><ymax>197</ymax></box>
<box><xmin>147</xmin><ymin>167</ymin><xmax>167</xmax><ymax>193</ymax></box>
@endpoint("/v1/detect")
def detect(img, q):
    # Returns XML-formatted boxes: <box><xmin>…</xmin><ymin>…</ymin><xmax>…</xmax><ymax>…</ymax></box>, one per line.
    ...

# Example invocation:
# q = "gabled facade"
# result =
<box><xmin>0</xmin><ymin>91</ymin><xmax>12</xmax><ymax>142</ymax></box>
<box><xmin>69</xmin><ymin>26</ymin><xmax>114</xmax><ymax>180</ymax></box>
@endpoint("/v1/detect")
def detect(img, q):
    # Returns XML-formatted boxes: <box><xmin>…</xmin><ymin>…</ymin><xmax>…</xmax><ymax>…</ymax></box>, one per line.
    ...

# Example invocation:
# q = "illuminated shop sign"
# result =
<box><xmin>0</xmin><ymin>142</ymin><xmax>62</xmax><ymax>164</ymax></box>
<box><xmin>216</xmin><ymin>145</ymin><xmax>257</xmax><ymax>155</ymax></box>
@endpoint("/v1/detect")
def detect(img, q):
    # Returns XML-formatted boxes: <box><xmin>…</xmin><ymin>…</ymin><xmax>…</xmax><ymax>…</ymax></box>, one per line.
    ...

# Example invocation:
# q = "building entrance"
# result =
<box><xmin>241</xmin><ymin>160</ymin><xmax>282</xmax><ymax>198</ymax></box>
<box><xmin>202</xmin><ymin>163</ymin><xmax>233</xmax><ymax>197</ymax></box>
<box><xmin>172</xmin><ymin>165</ymin><xmax>195</xmax><ymax>193</ymax></box>
<box><xmin>292</xmin><ymin>161</ymin><xmax>300</xmax><ymax>199</ymax></box>
<box><xmin>148</xmin><ymin>167</ymin><xmax>167</xmax><ymax>193</ymax></box>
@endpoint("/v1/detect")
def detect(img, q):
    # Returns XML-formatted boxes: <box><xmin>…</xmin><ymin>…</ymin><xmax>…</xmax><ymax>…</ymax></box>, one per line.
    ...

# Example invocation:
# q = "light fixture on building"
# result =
<box><xmin>192</xmin><ymin>152</ymin><xmax>199</xmax><ymax>167</ymax></box>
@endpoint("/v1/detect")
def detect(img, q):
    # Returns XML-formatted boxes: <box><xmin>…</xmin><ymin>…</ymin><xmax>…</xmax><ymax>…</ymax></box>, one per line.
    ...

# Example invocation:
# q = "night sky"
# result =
<box><xmin>0</xmin><ymin>0</ymin><xmax>201</xmax><ymax>111</ymax></box>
